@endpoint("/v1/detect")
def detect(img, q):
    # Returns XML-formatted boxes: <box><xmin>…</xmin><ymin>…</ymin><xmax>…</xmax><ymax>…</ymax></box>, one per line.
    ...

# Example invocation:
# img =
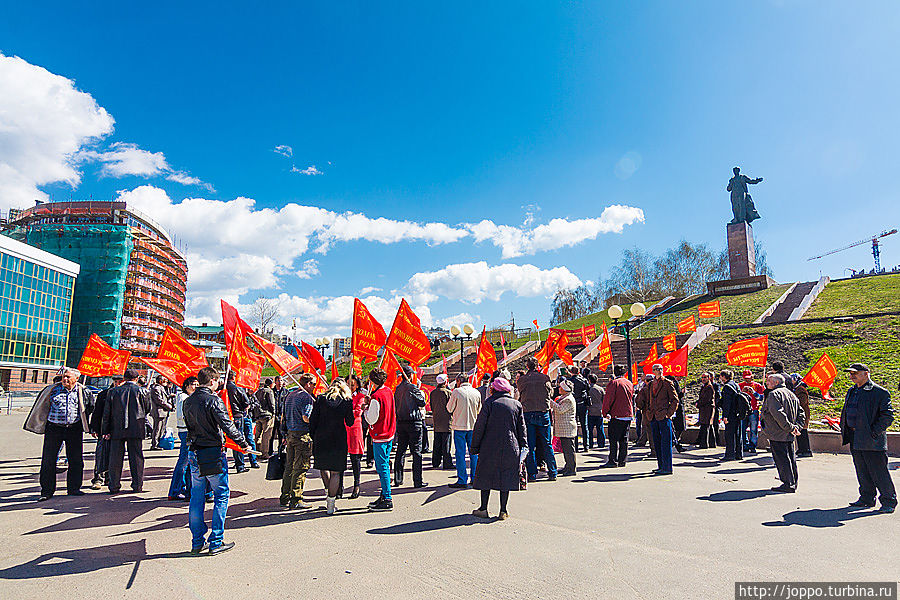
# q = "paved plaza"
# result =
<box><xmin>0</xmin><ymin>413</ymin><xmax>896</xmax><ymax>599</ymax></box>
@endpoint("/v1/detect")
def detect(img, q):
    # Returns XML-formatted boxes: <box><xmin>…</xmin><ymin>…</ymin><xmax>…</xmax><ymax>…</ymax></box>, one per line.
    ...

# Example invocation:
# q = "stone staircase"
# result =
<box><xmin>762</xmin><ymin>281</ymin><xmax>816</xmax><ymax>323</ymax></box>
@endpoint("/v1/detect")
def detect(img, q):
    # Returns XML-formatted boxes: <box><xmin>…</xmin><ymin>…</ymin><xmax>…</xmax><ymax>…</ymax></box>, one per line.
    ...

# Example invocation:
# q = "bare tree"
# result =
<box><xmin>248</xmin><ymin>296</ymin><xmax>280</xmax><ymax>334</ymax></box>
<box><xmin>551</xmin><ymin>285</ymin><xmax>602</xmax><ymax>325</ymax></box>
<box><xmin>603</xmin><ymin>247</ymin><xmax>662</xmax><ymax>303</ymax></box>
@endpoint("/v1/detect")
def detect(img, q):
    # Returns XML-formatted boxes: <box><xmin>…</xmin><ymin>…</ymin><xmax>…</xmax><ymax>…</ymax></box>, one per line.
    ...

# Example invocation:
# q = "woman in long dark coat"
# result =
<box><xmin>309</xmin><ymin>379</ymin><xmax>354</xmax><ymax>515</ymax></box>
<box><xmin>471</xmin><ymin>377</ymin><xmax>527</xmax><ymax>520</ymax></box>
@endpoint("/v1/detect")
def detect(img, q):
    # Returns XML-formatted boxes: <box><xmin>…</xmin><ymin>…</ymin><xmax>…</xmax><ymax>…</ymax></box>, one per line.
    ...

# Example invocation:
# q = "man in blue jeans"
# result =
<box><xmin>446</xmin><ymin>374</ymin><xmax>482</xmax><ymax>488</ymax></box>
<box><xmin>183</xmin><ymin>367</ymin><xmax>250</xmax><ymax>555</ymax></box>
<box><xmin>226</xmin><ymin>373</ymin><xmax>258</xmax><ymax>472</ymax></box>
<box><xmin>516</xmin><ymin>358</ymin><xmax>557</xmax><ymax>482</ymax></box>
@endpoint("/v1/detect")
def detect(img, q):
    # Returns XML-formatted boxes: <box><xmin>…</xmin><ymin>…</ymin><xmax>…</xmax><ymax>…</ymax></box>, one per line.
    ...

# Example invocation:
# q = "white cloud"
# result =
<box><xmin>434</xmin><ymin>313</ymin><xmax>481</xmax><ymax>330</ymax></box>
<box><xmin>359</xmin><ymin>286</ymin><xmax>382</xmax><ymax>295</ymax></box>
<box><xmin>0</xmin><ymin>52</ymin><xmax>114</xmax><ymax>209</ymax></box>
<box><xmin>274</xmin><ymin>145</ymin><xmax>293</xmax><ymax>158</ymax></box>
<box><xmin>78</xmin><ymin>141</ymin><xmax>213</xmax><ymax>191</ymax></box>
<box><xmin>80</xmin><ymin>142</ymin><xmax>167</xmax><ymax>178</ymax></box>
<box><xmin>292</xmin><ymin>164</ymin><xmax>323</xmax><ymax>176</ymax></box>
<box><xmin>403</xmin><ymin>261</ymin><xmax>582</xmax><ymax>305</ymax></box>
<box><xmin>166</xmin><ymin>171</ymin><xmax>215</xmax><ymax>192</ymax></box>
<box><xmin>466</xmin><ymin>205</ymin><xmax>645</xmax><ymax>258</ymax></box>
<box><xmin>295</xmin><ymin>259</ymin><xmax>320</xmax><ymax>279</ymax></box>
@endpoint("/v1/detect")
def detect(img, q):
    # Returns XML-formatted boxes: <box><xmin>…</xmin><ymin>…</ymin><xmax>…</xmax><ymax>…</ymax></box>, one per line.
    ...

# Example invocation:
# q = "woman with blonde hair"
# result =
<box><xmin>309</xmin><ymin>378</ymin><xmax>354</xmax><ymax>515</ymax></box>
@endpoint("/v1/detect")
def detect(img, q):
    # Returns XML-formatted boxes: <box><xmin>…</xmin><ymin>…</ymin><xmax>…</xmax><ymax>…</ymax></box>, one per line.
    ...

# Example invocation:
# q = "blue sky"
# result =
<box><xmin>2</xmin><ymin>1</ymin><xmax>899</xmax><ymax>339</ymax></box>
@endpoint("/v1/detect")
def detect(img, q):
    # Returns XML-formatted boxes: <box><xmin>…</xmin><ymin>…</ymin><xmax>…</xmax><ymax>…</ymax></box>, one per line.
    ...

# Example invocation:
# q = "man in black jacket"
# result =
<box><xmin>393</xmin><ymin>365</ymin><xmax>428</xmax><ymax>488</ymax></box>
<box><xmin>102</xmin><ymin>369</ymin><xmax>151</xmax><ymax>494</ymax></box>
<box><xmin>184</xmin><ymin>366</ymin><xmax>250</xmax><ymax>554</ymax></box>
<box><xmin>841</xmin><ymin>364</ymin><xmax>896</xmax><ymax>513</ymax></box>
<box><xmin>227</xmin><ymin>372</ymin><xmax>258</xmax><ymax>472</ymax></box>
<box><xmin>89</xmin><ymin>376</ymin><xmax>122</xmax><ymax>489</ymax></box>
<box><xmin>718</xmin><ymin>370</ymin><xmax>744</xmax><ymax>462</ymax></box>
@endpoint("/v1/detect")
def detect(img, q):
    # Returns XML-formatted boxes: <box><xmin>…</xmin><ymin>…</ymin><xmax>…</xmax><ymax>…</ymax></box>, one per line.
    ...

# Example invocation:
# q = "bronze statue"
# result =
<box><xmin>727</xmin><ymin>166</ymin><xmax>762</xmax><ymax>224</ymax></box>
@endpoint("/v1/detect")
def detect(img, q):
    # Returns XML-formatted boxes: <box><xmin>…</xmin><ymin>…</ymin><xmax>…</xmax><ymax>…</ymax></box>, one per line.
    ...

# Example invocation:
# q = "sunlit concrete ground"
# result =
<box><xmin>0</xmin><ymin>412</ymin><xmax>897</xmax><ymax>600</ymax></box>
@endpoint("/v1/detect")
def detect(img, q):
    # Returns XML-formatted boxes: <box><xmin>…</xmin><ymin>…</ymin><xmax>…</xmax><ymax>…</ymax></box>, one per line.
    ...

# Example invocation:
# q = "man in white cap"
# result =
<box><xmin>429</xmin><ymin>374</ymin><xmax>454</xmax><ymax>470</ymax></box>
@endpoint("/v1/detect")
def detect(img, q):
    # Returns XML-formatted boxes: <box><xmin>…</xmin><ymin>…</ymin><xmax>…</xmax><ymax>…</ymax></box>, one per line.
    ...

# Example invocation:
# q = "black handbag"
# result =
<box><xmin>265</xmin><ymin>439</ymin><xmax>285</xmax><ymax>480</ymax></box>
<box><xmin>196</xmin><ymin>446</ymin><xmax>224</xmax><ymax>477</ymax></box>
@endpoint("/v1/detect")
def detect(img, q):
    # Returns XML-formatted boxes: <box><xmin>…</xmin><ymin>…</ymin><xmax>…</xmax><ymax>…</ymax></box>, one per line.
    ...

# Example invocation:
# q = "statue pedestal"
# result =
<box><xmin>706</xmin><ymin>221</ymin><xmax>773</xmax><ymax>297</ymax></box>
<box><xmin>727</xmin><ymin>222</ymin><xmax>756</xmax><ymax>278</ymax></box>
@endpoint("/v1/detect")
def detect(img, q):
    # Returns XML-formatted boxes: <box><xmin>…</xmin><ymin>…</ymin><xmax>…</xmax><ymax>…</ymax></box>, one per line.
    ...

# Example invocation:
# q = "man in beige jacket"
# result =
<box><xmin>447</xmin><ymin>374</ymin><xmax>482</xmax><ymax>488</ymax></box>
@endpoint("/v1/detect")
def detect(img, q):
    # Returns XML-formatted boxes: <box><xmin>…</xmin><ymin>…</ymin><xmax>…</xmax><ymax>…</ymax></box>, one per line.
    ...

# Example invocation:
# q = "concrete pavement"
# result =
<box><xmin>0</xmin><ymin>412</ymin><xmax>897</xmax><ymax>599</ymax></box>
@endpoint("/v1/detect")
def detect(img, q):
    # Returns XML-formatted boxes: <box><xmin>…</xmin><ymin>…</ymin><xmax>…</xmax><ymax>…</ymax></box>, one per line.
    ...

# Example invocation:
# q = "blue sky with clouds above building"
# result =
<box><xmin>1</xmin><ymin>1</ymin><xmax>899</xmax><ymax>339</ymax></box>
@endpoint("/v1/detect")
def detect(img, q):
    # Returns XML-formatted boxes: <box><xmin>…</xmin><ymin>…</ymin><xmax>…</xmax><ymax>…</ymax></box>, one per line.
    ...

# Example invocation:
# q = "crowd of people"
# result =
<box><xmin>24</xmin><ymin>354</ymin><xmax>897</xmax><ymax>555</ymax></box>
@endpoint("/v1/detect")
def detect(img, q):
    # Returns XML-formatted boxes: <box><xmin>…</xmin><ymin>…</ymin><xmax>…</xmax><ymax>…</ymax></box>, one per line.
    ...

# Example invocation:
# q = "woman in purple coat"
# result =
<box><xmin>471</xmin><ymin>377</ymin><xmax>527</xmax><ymax>521</ymax></box>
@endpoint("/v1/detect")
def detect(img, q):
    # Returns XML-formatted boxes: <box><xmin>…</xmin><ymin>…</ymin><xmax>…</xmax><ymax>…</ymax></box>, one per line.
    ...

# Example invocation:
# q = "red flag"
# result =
<box><xmin>140</xmin><ymin>357</ymin><xmax>195</xmax><ymax>386</ymax></box>
<box><xmin>442</xmin><ymin>355</ymin><xmax>448</xmax><ymax>376</ymax></box>
<box><xmin>221</xmin><ymin>300</ymin><xmax>265</xmax><ymax>389</ymax></box>
<box><xmin>331</xmin><ymin>356</ymin><xmax>338</xmax><ymax>382</ymax></box>
<box><xmin>78</xmin><ymin>334</ymin><xmax>131</xmax><ymax>377</ymax></box>
<box><xmin>663</xmin><ymin>333</ymin><xmax>677</xmax><ymax>352</ymax></box>
<box><xmin>640</xmin><ymin>343</ymin><xmax>659</xmax><ymax>375</ymax></box>
<box><xmin>698</xmin><ymin>300</ymin><xmax>721</xmax><ymax>319</ymax></box>
<box><xmin>631</xmin><ymin>363</ymin><xmax>640</xmax><ymax>385</ymax></box>
<box><xmin>534</xmin><ymin>329</ymin><xmax>561</xmax><ymax>369</ymax></box>
<box><xmin>677</xmin><ymin>315</ymin><xmax>696</xmax><ymax>334</ymax></box>
<box><xmin>248</xmin><ymin>331</ymin><xmax>303</xmax><ymax>376</ymax></box>
<box><xmin>314</xmin><ymin>372</ymin><xmax>327</xmax><ymax>395</ymax></box>
<box><xmin>659</xmin><ymin>344</ymin><xmax>688</xmax><ymax>377</ymax></box>
<box><xmin>532</xmin><ymin>319</ymin><xmax>539</xmax><ymax>330</ymax></box>
<box><xmin>725</xmin><ymin>336</ymin><xmax>769</xmax><ymax>368</ymax></box>
<box><xmin>803</xmin><ymin>352</ymin><xmax>837</xmax><ymax>399</ymax></box>
<box><xmin>300</xmin><ymin>341</ymin><xmax>327</xmax><ymax>373</ymax></box>
<box><xmin>351</xmin><ymin>298</ymin><xmax>387</xmax><ymax>361</ymax></box>
<box><xmin>555</xmin><ymin>330</ymin><xmax>574</xmax><ymax>366</ymax></box>
<box><xmin>595</xmin><ymin>323</ymin><xmax>613</xmax><ymax>371</ymax></box>
<box><xmin>352</xmin><ymin>355</ymin><xmax>362</xmax><ymax>377</ymax></box>
<box><xmin>384</xmin><ymin>299</ymin><xmax>431</xmax><ymax>366</ymax></box>
<box><xmin>474</xmin><ymin>327</ymin><xmax>498</xmax><ymax>382</ymax></box>
<box><xmin>382</xmin><ymin>349</ymin><xmax>402</xmax><ymax>390</ymax></box>
<box><xmin>157</xmin><ymin>326</ymin><xmax>207</xmax><ymax>371</ymax></box>
<box><xmin>219</xmin><ymin>388</ymin><xmax>247</xmax><ymax>454</ymax></box>
<box><xmin>292</xmin><ymin>344</ymin><xmax>316</xmax><ymax>373</ymax></box>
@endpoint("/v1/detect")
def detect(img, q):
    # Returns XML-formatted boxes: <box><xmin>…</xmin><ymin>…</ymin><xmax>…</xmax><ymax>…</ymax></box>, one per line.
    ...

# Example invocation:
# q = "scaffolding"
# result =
<box><xmin>6</xmin><ymin>224</ymin><xmax>132</xmax><ymax>367</ymax></box>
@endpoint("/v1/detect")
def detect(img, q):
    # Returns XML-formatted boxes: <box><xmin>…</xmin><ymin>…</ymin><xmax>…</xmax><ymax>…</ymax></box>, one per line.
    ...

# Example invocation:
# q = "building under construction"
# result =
<box><xmin>3</xmin><ymin>201</ymin><xmax>187</xmax><ymax>368</ymax></box>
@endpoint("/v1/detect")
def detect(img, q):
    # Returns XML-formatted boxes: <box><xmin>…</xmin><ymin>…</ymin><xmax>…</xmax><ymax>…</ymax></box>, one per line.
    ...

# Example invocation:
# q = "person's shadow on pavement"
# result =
<box><xmin>762</xmin><ymin>505</ymin><xmax>882</xmax><ymax>528</ymax></box>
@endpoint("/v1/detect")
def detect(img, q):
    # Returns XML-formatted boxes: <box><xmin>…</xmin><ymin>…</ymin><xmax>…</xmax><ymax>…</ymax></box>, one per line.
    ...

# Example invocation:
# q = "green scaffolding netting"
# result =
<box><xmin>6</xmin><ymin>224</ymin><xmax>133</xmax><ymax>367</ymax></box>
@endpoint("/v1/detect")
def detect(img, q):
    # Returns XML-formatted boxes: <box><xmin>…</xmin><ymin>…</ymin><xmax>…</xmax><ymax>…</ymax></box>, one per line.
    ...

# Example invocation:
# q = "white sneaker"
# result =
<box><xmin>326</xmin><ymin>496</ymin><xmax>336</xmax><ymax>515</ymax></box>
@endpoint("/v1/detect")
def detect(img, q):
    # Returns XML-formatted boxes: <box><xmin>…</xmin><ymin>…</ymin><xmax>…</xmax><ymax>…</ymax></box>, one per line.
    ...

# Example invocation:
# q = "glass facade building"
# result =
<box><xmin>0</xmin><ymin>235</ymin><xmax>79</xmax><ymax>392</ymax></box>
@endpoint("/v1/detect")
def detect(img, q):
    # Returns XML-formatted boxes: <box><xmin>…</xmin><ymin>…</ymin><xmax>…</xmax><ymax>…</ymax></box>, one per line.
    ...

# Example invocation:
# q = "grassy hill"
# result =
<box><xmin>682</xmin><ymin>274</ymin><xmax>900</xmax><ymax>430</ymax></box>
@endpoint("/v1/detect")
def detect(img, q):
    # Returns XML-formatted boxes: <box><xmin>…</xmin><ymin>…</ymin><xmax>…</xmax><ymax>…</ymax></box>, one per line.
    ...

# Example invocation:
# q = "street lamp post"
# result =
<box><xmin>314</xmin><ymin>336</ymin><xmax>332</xmax><ymax>361</ymax></box>
<box><xmin>607</xmin><ymin>303</ymin><xmax>646</xmax><ymax>377</ymax></box>
<box><xmin>449</xmin><ymin>324</ymin><xmax>475</xmax><ymax>377</ymax></box>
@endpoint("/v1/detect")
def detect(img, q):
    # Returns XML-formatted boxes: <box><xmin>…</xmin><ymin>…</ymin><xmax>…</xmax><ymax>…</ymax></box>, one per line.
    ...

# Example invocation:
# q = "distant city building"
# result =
<box><xmin>0</xmin><ymin>235</ymin><xmax>79</xmax><ymax>392</ymax></box>
<box><xmin>3</xmin><ymin>200</ymin><xmax>187</xmax><ymax>367</ymax></box>
<box><xmin>184</xmin><ymin>323</ymin><xmax>225</xmax><ymax>344</ymax></box>
<box><xmin>425</xmin><ymin>326</ymin><xmax>450</xmax><ymax>340</ymax></box>
<box><xmin>332</xmin><ymin>336</ymin><xmax>351</xmax><ymax>358</ymax></box>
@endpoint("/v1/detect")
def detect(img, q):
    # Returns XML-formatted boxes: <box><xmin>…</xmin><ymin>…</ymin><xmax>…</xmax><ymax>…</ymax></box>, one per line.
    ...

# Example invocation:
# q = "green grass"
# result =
<box><xmin>806</xmin><ymin>273</ymin><xmax>900</xmax><ymax>317</ymax></box>
<box><xmin>629</xmin><ymin>284</ymin><xmax>792</xmax><ymax>339</ymax></box>
<box><xmin>683</xmin><ymin>315</ymin><xmax>900</xmax><ymax>430</ymax></box>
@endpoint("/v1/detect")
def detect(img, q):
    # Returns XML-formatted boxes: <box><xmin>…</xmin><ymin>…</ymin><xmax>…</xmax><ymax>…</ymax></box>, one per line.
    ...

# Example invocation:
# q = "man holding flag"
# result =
<box><xmin>183</xmin><ymin>366</ymin><xmax>250</xmax><ymax>555</ymax></box>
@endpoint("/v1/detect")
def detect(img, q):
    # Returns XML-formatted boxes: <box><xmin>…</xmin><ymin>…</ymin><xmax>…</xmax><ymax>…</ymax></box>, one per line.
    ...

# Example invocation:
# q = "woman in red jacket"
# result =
<box><xmin>345</xmin><ymin>374</ymin><xmax>367</xmax><ymax>499</ymax></box>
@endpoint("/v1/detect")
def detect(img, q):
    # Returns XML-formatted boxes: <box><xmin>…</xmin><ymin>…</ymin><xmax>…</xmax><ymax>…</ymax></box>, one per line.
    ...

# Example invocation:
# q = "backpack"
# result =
<box><xmin>735</xmin><ymin>390</ymin><xmax>753</xmax><ymax>422</ymax></box>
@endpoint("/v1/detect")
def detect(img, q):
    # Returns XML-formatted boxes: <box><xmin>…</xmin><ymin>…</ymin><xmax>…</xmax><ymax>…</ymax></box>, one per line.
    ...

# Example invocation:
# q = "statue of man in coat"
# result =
<box><xmin>727</xmin><ymin>166</ymin><xmax>763</xmax><ymax>224</ymax></box>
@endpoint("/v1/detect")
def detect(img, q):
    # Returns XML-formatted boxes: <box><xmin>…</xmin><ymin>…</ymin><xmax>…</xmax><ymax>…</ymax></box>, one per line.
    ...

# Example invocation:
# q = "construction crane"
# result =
<box><xmin>808</xmin><ymin>228</ymin><xmax>898</xmax><ymax>272</ymax></box>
